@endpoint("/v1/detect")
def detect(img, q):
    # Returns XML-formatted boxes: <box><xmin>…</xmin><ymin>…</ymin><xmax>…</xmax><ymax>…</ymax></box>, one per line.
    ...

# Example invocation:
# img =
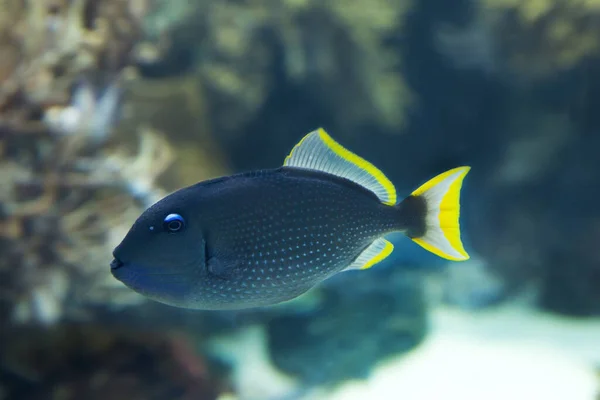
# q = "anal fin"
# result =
<box><xmin>344</xmin><ymin>238</ymin><xmax>394</xmax><ymax>271</ymax></box>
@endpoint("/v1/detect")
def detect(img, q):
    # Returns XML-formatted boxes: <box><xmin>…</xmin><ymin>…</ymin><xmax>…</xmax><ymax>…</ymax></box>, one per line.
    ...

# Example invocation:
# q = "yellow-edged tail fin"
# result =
<box><xmin>402</xmin><ymin>166</ymin><xmax>471</xmax><ymax>261</ymax></box>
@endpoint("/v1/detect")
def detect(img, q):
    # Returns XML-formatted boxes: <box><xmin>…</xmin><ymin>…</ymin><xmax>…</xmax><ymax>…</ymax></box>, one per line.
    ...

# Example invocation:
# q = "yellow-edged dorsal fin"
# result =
<box><xmin>409</xmin><ymin>166</ymin><xmax>471</xmax><ymax>261</ymax></box>
<box><xmin>344</xmin><ymin>238</ymin><xmax>394</xmax><ymax>271</ymax></box>
<box><xmin>284</xmin><ymin>128</ymin><xmax>397</xmax><ymax>205</ymax></box>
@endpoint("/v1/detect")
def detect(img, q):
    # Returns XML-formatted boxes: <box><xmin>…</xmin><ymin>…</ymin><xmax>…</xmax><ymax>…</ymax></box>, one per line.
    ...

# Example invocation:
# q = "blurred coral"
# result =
<box><xmin>0</xmin><ymin>0</ymin><xmax>175</xmax><ymax>326</ymax></box>
<box><xmin>265</xmin><ymin>266</ymin><xmax>427</xmax><ymax>386</ymax></box>
<box><xmin>0</xmin><ymin>324</ymin><xmax>222</xmax><ymax>400</ymax></box>
<box><xmin>490</xmin><ymin>0</ymin><xmax>600</xmax><ymax>78</ymax></box>
<box><xmin>436</xmin><ymin>0</ymin><xmax>600</xmax><ymax>80</ymax></box>
<box><xmin>143</xmin><ymin>0</ymin><xmax>412</xmax><ymax>144</ymax></box>
<box><xmin>0</xmin><ymin>124</ymin><xmax>175</xmax><ymax>325</ymax></box>
<box><xmin>120</xmin><ymin>74</ymin><xmax>230</xmax><ymax>189</ymax></box>
<box><xmin>0</xmin><ymin>0</ymin><xmax>146</xmax><ymax>117</ymax></box>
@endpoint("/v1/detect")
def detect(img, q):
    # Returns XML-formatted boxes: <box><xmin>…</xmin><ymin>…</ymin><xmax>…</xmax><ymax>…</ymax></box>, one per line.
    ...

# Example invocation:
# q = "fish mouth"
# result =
<box><xmin>110</xmin><ymin>258</ymin><xmax>124</xmax><ymax>270</ymax></box>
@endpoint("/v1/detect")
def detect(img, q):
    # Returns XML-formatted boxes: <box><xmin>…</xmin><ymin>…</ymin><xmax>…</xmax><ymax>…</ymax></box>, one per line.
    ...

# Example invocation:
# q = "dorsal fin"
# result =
<box><xmin>284</xmin><ymin>128</ymin><xmax>397</xmax><ymax>205</ymax></box>
<box><xmin>344</xmin><ymin>238</ymin><xmax>394</xmax><ymax>271</ymax></box>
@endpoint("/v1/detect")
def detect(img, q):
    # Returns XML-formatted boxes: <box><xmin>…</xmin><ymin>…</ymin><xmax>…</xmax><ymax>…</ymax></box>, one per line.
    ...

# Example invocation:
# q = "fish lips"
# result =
<box><xmin>110</xmin><ymin>258</ymin><xmax>124</xmax><ymax>270</ymax></box>
<box><xmin>110</xmin><ymin>258</ymin><xmax>128</xmax><ymax>283</ymax></box>
<box><xmin>109</xmin><ymin>258</ymin><xmax>143</xmax><ymax>289</ymax></box>
<box><xmin>110</xmin><ymin>253</ymin><xmax>131</xmax><ymax>283</ymax></box>
<box><xmin>108</xmin><ymin>257</ymin><xmax>200</xmax><ymax>308</ymax></box>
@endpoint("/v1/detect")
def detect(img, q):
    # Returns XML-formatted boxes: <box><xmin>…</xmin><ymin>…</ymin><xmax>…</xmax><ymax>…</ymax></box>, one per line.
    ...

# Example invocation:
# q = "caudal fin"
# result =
<box><xmin>399</xmin><ymin>166</ymin><xmax>471</xmax><ymax>261</ymax></box>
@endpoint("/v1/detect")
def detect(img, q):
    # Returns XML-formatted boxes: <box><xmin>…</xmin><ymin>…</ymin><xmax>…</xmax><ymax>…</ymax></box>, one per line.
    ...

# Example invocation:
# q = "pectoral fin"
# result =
<box><xmin>207</xmin><ymin>256</ymin><xmax>243</xmax><ymax>280</ymax></box>
<box><xmin>205</xmin><ymin>241</ymin><xmax>242</xmax><ymax>280</ymax></box>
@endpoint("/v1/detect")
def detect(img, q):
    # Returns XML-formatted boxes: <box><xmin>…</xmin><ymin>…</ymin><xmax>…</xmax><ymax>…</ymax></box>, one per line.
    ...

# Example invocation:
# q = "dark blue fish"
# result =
<box><xmin>111</xmin><ymin>129</ymin><xmax>470</xmax><ymax>309</ymax></box>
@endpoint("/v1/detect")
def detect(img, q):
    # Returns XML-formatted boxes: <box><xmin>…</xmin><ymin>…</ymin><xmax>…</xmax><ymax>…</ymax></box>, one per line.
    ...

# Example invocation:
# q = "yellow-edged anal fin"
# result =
<box><xmin>409</xmin><ymin>166</ymin><xmax>470</xmax><ymax>261</ymax></box>
<box><xmin>344</xmin><ymin>238</ymin><xmax>394</xmax><ymax>271</ymax></box>
<box><xmin>284</xmin><ymin>128</ymin><xmax>397</xmax><ymax>205</ymax></box>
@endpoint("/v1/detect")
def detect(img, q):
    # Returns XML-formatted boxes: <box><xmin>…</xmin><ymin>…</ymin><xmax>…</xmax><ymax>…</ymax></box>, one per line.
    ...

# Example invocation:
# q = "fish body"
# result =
<box><xmin>111</xmin><ymin>129</ymin><xmax>471</xmax><ymax>310</ymax></box>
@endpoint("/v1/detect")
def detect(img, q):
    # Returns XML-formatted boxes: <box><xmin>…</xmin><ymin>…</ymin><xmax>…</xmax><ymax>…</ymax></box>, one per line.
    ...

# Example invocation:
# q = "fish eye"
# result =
<box><xmin>164</xmin><ymin>213</ymin><xmax>185</xmax><ymax>232</ymax></box>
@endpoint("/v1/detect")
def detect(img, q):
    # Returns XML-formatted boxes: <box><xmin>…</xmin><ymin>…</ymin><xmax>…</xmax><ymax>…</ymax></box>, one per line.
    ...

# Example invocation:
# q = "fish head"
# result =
<box><xmin>110</xmin><ymin>190</ymin><xmax>206</xmax><ymax>307</ymax></box>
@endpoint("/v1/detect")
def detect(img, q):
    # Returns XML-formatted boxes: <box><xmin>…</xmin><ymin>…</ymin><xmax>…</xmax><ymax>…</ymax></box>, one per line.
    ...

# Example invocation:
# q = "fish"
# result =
<box><xmin>110</xmin><ymin>128</ymin><xmax>471</xmax><ymax>310</ymax></box>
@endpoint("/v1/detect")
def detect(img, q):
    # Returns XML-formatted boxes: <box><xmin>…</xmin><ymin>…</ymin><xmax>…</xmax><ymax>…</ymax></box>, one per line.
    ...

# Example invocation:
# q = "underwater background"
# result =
<box><xmin>0</xmin><ymin>0</ymin><xmax>599</xmax><ymax>399</ymax></box>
